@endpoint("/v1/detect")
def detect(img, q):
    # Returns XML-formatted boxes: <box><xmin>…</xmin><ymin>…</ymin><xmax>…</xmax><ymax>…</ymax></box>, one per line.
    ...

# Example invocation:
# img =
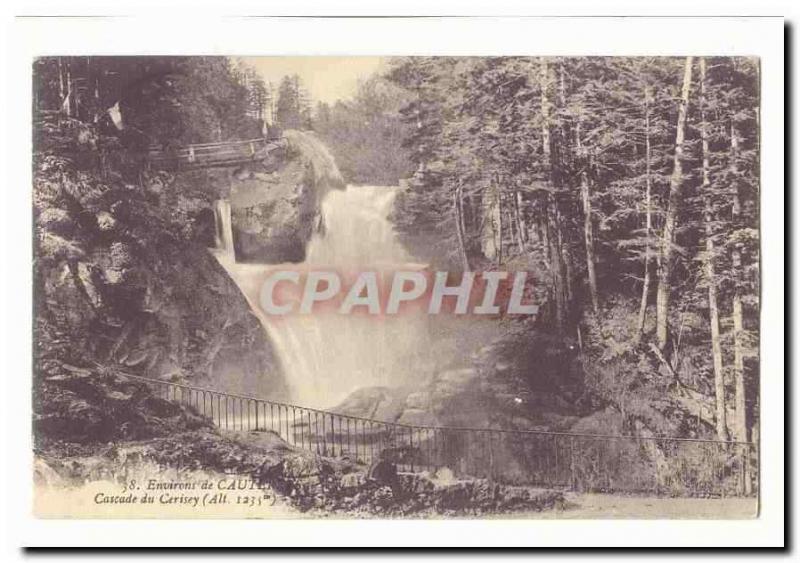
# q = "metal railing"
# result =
<box><xmin>117</xmin><ymin>372</ymin><xmax>758</xmax><ymax>497</ymax></box>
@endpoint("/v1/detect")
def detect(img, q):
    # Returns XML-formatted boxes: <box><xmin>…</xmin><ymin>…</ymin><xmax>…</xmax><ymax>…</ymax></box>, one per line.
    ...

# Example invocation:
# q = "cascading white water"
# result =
<box><xmin>213</xmin><ymin>185</ymin><xmax>433</xmax><ymax>409</ymax></box>
<box><xmin>272</xmin><ymin>185</ymin><xmax>431</xmax><ymax>408</ymax></box>
<box><xmin>307</xmin><ymin>187</ymin><xmax>410</xmax><ymax>266</ymax></box>
<box><xmin>213</xmin><ymin>199</ymin><xmax>234</xmax><ymax>258</ymax></box>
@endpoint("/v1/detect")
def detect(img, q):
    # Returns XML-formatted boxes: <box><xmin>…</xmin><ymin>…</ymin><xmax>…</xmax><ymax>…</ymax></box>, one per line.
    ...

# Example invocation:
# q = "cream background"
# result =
<box><xmin>241</xmin><ymin>56</ymin><xmax>385</xmax><ymax>104</ymax></box>
<box><xmin>2</xmin><ymin>13</ymin><xmax>786</xmax><ymax>548</ymax></box>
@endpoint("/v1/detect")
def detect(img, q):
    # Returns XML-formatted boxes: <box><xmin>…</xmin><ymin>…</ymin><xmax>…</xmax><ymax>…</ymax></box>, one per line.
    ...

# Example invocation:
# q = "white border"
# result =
<box><xmin>2</xmin><ymin>15</ymin><xmax>785</xmax><ymax>548</ymax></box>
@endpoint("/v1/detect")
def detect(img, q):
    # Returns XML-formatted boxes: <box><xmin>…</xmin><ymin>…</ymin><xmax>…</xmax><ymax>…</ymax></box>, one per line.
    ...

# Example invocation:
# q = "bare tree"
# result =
<box><xmin>637</xmin><ymin>84</ymin><xmax>653</xmax><ymax>338</ymax></box>
<box><xmin>730</xmin><ymin>122</ymin><xmax>748</xmax><ymax>444</ymax></box>
<box><xmin>576</xmin><ymin>113</ymin><xmax>599</xmax><ymax>315</ymax></box>
<box><xmin>699</xmin><ymin>58</ymin><xmax>728</xmax><ymax>440</ymax></box>
<box><xmin>656</xmin><ymin>57</ymin><xmax>693</xmax><ymax>350</ymax></box>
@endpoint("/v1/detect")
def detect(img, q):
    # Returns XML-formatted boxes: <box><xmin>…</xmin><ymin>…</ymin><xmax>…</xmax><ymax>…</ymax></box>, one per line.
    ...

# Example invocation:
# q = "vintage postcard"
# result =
<box><xmin>30</xmin><ymin>52</ymin><xmax>762</xmax><ymax>522</ymax></box>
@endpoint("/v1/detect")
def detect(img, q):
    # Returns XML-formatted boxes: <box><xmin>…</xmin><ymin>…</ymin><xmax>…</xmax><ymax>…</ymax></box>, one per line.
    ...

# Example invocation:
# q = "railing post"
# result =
<box><xmin>653</xmin><ymin>439</ymin><xmax>660</xmax><ymax>496</ymax></box>
<box><xmin>484</xmin><ymin>431</ymin><xmax>492</xmax><ymax>482</ymax></box>
<box><xmin>745</xmin><ymin>442</ymin><xmax>754</xmax><ymax>496</ymax></box>
<box><xmin>361</xmin><ymin>421</ymin><xmax>367</xmax><ymax>463</ymax></box>
<box><xmin>298</xmin><ymin>408</ymin><xmax>305</xmax><ymax>450</ymax></box>
<box><xmin>346</xmin><ymin>418</ymin><xmax>351</xmax><ymax>459</ymax></box>
<box><xmin>333</xmin><ymin>415</ymin><xmax>339</xmax><ymax>458</ymax></box>
<box><xmin>308</xmin><ymin>409</ymin><xmax>313</xmax><ymax>453</ymax></box>
<box><xmin>569</xmin><ymin>436</ymin><xmax>576</xmax><ymax>491</ymax></box>
<box><xmin>285</xmin><ymin>405</ymin><xmax>290</xmax><ymax>443</ymax></box>
<box><xmin>738</xmin><ymin>443</ymin><xmax>746</xmax><ymax>496</ymax></box>
<box><xmin>291</xmin><ymin>407</ymin><xmax>296</xmax><ymax>446</ymax></box>
<box><xmin>720</xmin><ymin>441</ymin><xmax>727</xmax><ymax>499</ymax></box>
<box><xmin>315</xmin><ymin>413</ymin><xmax>321</xmax><ymax>455</ymax></box>
<box><xmin>367</xmin><ymin>422</ymin><xmax>372</xmax><ymax>462</ymax></box>
<box><xmin>113</xmin><ymin>373</ymin><xmax>760</xmax><ymax>498</ymax></box>
<box><xmin>409</xmin><ymin>427</ymin><xmax>415</xmax><ymax>473</ymax></box>
<box><xmin>338</xmin><ymin>417</ymin><xmax>343</xmax><ymax>458</ymax></box>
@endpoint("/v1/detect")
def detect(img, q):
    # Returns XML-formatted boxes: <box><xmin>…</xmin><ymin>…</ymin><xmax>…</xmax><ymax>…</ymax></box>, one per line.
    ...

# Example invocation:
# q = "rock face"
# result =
<box><xmin>230</xmin><ymin>130</ymin><xmax>345</xmax><ymax>263</ymax></box>
<box><xmin>325</xmin><ymin>322</ymin><xmax>586</xmax><ymax>485</ymax></box>
<box><xmin>33</xmin><ymin>368</ymin><xmax>212</xmax><ymax>445</ymax></box>
<box><xmin>36</xmin><ymin>427</ymin><xmax>565</xmax><ymax>517</ymax></box>
<box><xmin>331</xmin><ymin>387</ymin><xmax>409</xmax><ymax>422</ymax></box>
<box><xmin>33</xmin><ymin>120</ymin><xmax>288</xmax><ymax>445</ymax></box>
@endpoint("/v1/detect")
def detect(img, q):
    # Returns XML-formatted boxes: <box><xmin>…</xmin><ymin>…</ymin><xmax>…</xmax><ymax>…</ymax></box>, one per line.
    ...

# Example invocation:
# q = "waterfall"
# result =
<box><xmin>213</xmin><ymin>199</ymin><xmax>234</xmax><ymax>258</ymax></box>
<box><xmin>213</xmin><ymin>185</ymin><xmax>432</xmax><ymax>409</ymax></box>
<box><xmin>270</xmin><ymin>185</ymin><xmax>430</xmax><ymax>408</ymax></box>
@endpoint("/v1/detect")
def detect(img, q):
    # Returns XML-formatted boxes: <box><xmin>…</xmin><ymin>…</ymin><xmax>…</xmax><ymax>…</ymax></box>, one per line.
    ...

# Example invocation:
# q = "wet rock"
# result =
<box><xmin>37</xmin><ymin>208</ymin><xmax>74</xmax><ymax>233</ymax></box>
<box><xmin>438</xmin><ymin>368</ymin><xmax>479</xmax><ymax>386</ymax></box>
<box><xmin>331</xmin><ymin>386</ymin><xmax>408</xmax><ymax>422</ymax></box>
<box><xmin>104</xmin><ymin>390</ymin><xmax>134</xmax><ymax>403</ymax></box>
<box><xmin>396</xmin><ymin>408</ymin><xmax>438</xmax><ymax>427</ymax></box>
<box><xmin>38</xmin><ymin>232</ymin><xmax>85</xmax><ymax>261</ymax></box>
<box><xmin>373</xmin><ymin>486</ymin><xmax>394</xmax><ymax>507</ymax></box>
<box><xmin>339</xmin><ymin>471</ymin><xmax>367</xmax><ymax>491</ymax></box>
<box><xmin>404</xmin><ymin>391</ymin><xmax>429</xmax><ymax>411</ymax></box>
<box><xmin>368</xmin><ymin>458</ymin><xmax>397</xmax><ymax>486</ymax></box>
<box><xmin>96</xmin><ymin>211</ymin><xmax>116</xmax><ymax>231</ymax></box>
<box><xmin>397</xmin><ymin>472</ymin><xmax>435</xmax><ymax>495</ymax></box>
<box><xmin>231</xmin><ymin>131</ymin><xmax>345</xmax><ymax>263</ymax></box>
<box><xmin>430</xmin><ymin>466</ymin><xmax>457</xmax><ymax>486</ymax></box>
<box><xmin>76</xmin><ymin>262</ymin><xmax>102</xmax><ymax>307</ymax></box>
<box><xmin>34</xmin><ymin>125</ymin><xmax>288</xmax><ymax>418</ymax></box>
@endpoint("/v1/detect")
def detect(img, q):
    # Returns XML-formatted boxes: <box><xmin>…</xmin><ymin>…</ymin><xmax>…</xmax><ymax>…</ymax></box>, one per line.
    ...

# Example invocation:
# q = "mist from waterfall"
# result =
<box><xmin>213</xmin><ymin>184</ymin><xmax>434</xmax><ymax>409</ymax></box>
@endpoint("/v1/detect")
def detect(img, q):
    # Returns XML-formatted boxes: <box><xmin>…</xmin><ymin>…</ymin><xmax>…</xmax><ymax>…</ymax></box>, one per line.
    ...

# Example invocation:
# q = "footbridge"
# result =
<box><xmin>147</xmin><ymin>137</ymin><xmax>287</xmax><ymax>170</ymax></box>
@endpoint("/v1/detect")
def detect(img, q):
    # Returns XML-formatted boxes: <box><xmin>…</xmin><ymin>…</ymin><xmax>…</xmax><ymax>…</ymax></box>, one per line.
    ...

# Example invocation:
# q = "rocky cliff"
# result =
<box><xmin>33</xmin><ymin>118</ymin><xmax>288</xmax><ymax>446</ymax></box>
<box><xmin>230</xmin><ymin>130</ymin><xmax>346</xmax><ymax>263</ymax></box>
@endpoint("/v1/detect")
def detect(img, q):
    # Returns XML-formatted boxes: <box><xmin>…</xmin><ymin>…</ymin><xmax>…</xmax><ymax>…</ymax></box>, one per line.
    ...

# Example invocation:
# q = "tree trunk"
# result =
<box><xmin>700</xmin><ymin>58</ymin><xmax>728</xmax><ymax>440</ymax></box>
<box><xmin>508</xmin><ymin>192</ymin><xmax>524</xmax><ymax>254</ymax></box>
<box><xmin>454</xmin><ymin>182</ymin><xmax>471</xmax><ymax>271</ymax></box>
<box><xmin>496</xmin><ymin>178</ymin><xmax>504</xmax><ymax>266</ymax></box>
<box><xmin>515</xmin><ymin>191</ymin><xmax>528</xmax><ymax>245</ymax></box>
<box><xmin>510</xmin><ymin>206</ymin><xmax>523</xmax><ymax>254</ymax></box>
<box><xmin>481</xmin><ymin>179</ymin><xmax>502</xmax><ymax>263</ymax></box>
<box><xmin>540</xmin><ymin>58</ymin><xmax>566</xmax><ymax>333</ymax></box>
<box><xmin>57</xmin><ymin>57</ymin><xmax>66</xmax><ymax>112</ymax></box>
<box><xmin>547</xmin><ymin>202</ymin><xmax>566</xmax><ymax>331</ymax></box>
<box><xmin>730</xmin><ymin>122</ymin><xmax>748</xmax><ymax>444</ymax></box>
<box><xmin>576</xmin><ymin>117</ymin><xmax>599</xmax><ymax>315</ymax></box>
<box><xmin>655</xmin><ymin>56</ymin><xmax>693</xmax><ymax>350</ymax></box>
<box><xmin>637</xmin><ymin>85</ymin><xmax>653</xmax><ymax>338</ymax></box>
<box><xmin>59</xmin><ymin>58</ymin><xmax>74</xmax><ymax>117</ymax></box>
<box><xmin>561</xmin><ymin>212</ymin><xmax>573</xmax><ymax>304</ymax></box>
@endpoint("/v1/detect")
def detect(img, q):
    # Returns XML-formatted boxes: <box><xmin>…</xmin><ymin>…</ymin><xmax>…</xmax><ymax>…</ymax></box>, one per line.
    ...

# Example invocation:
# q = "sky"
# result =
<box><xmin>239</xmin><ymin>57</ymin><xmax>387</xmax><ymax>105</ymax></box>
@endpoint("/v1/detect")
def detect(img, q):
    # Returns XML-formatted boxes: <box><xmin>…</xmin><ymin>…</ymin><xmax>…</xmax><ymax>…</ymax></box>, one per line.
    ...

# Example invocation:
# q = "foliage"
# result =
<box><xmin>384</xmin><ymin>56</ymin><xmax>760</xmax><ymax>442</ymax></box>
<box><xmin>33</xmin><ymin>56</ymin><xmax>267</xmax><ymax>147</ymax></box>
<box><xmin>275</xmin><ymin>74</ymin><xmax>313</xmax><ymax>131</ymax></box>
<box><xmin>312</xmin><ymin>75</ymin><xmax>415</xmax><ymax>185</ymax></box>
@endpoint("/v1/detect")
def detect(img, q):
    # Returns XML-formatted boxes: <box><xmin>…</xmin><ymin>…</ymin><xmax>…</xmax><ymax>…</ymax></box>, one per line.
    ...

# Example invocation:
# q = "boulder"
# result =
<box><xmin>404</xmin><ymin>391</ymin><xmax>429</xmax><ymax>411</ymax></box>
<box><xmin>231</xmin><ymin>131</ymin><xmax>345</xmax><ymax>263</ymax></box>
<box><xmin>330</xmin><ymin>386</ymin><xmax>408</xmax><ymax>422</ymax></box>
<box><xmin>437</xmin><ymin>368</ymin><xmax>479</xmax><ymax>387</ymax></box>
<box><xmin>396</xmin><ymin>408</ymin><xmax>438</xmax><ymax>427</ymax></box>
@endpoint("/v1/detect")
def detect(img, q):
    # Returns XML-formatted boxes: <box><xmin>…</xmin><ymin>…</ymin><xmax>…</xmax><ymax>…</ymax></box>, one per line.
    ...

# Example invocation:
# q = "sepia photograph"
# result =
<box><xmin>30</xmin><ymin>53</ymin><xmax>763</xmax><ymax>521</ymax></box>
